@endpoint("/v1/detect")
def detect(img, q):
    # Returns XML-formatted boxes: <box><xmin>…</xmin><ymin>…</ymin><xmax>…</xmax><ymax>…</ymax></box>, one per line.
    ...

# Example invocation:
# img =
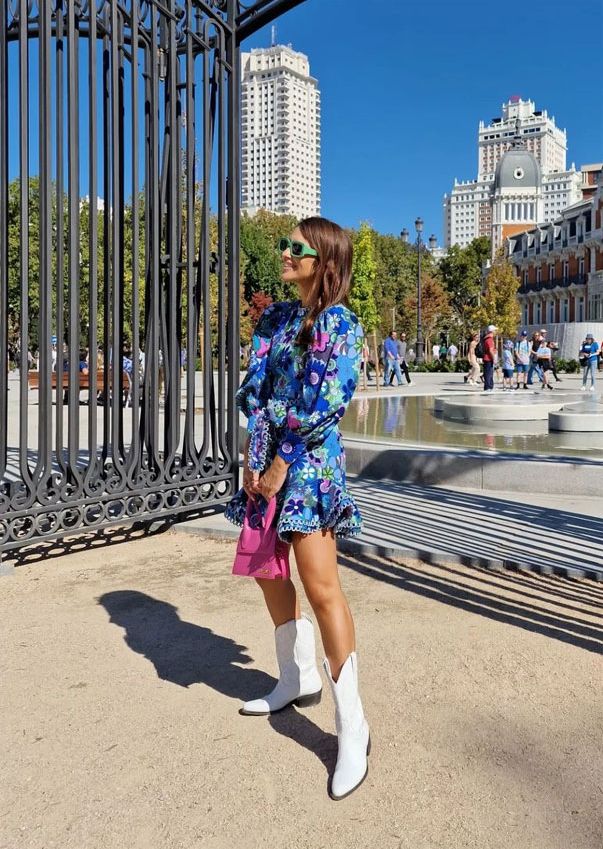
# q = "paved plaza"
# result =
<box><xmin>1</xmin><ymin>530</ymin><xmax>602</xmax><ymax>849</ymax></box>
<box><xmin>3</xmin><ymin>369</ymin><xmax>603</xmax><ymax>849</ymax></box>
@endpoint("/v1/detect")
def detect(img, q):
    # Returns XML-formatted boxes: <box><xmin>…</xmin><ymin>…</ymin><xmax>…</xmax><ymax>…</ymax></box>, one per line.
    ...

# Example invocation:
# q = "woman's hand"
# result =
<box><xmin>242</xmin><ymin>438</ymin><xmax>260</xmax><ymax>500</ymax></box>
<box><xmin>257</xmin><ymin>456</ymin><xmax>289</xmax><ymax>501</ymax></box>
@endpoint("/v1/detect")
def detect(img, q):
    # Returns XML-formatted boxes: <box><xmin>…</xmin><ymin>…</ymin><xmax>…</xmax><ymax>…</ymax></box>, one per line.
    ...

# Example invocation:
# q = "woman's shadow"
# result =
<box><xmin>98</xmin><ymin>590</ymin><xmax>337</xmax><ymax>774</ymax></box>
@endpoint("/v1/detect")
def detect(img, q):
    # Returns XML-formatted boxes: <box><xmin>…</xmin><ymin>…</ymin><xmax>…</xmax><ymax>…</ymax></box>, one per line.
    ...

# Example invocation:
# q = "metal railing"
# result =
<box><xmin>0</xmin><ymin>0</ymin><xmax>305</xmax><ymax>559</ymax></box>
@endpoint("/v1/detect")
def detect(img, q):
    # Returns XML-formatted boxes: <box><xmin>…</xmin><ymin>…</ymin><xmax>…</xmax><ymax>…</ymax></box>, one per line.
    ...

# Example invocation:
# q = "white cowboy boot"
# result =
<box><xmin>324</xmin><ymin>652</ymin><xmax>370</xmax><ymax>800</ymax></box>
<box><xmin>240</xmin><ymin>615</ymin><xmax>323</xmax><ymax>715</ymax></box>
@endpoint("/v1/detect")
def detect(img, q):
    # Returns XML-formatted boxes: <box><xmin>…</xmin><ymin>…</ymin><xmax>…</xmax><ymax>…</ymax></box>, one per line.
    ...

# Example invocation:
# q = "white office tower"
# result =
<box><xmin>444</xmin><ymin>97</ymin><xmax>582</xmax><ymax>249</ymax></box>
<box><xmin>478</xmin><ymin>96</ymin><xmax>567</xmax><ymax>181</ymax></box>
<box><xmin>241</xmin><ymin>45</ymin><xmax>321</xmax><ymax>219</ymax></box>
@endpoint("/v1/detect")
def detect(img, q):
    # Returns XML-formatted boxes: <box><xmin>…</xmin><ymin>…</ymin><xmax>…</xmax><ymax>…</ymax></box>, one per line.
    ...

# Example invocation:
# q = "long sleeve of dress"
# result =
<box><xmin>236</xmin><ymin>302</ymin><xmax>282</xmax><ymax>435</ymax></box>
<box><xmin>276</xmin><ymin>306</ymin><xmax>363</xmax><ymax>465</ymax></box>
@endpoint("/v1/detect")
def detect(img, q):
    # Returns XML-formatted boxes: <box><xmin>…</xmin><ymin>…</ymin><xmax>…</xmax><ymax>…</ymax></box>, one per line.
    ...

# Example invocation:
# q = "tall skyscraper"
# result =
<box><xmin>240</xmin><ymin>45</ymin><xmax>321</xmax><ymax>219</ymax></box>
<box><xmin>443</xmin><ymin>97</ymin><xmax>582</xmax><ymax>249</ymax></box>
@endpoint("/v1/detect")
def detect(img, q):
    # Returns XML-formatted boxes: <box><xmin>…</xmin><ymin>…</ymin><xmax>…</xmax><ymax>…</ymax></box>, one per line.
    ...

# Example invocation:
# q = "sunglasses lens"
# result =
<box><xmin>278</xmin><ymin>238</ymin><xmax>288</xmax><ymax>252</ymax></box>
<box><xmin>291</xmin><ymin>242</ymin><xmax>303</xmax><ymax>257</ymax></box>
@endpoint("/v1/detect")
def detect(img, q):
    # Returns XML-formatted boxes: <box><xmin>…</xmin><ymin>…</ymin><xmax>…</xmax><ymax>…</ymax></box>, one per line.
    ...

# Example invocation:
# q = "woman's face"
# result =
<box><xmin>280</xmin><ymin>227</ymin><xmax>318</xmax><ymax>298</ymax></box>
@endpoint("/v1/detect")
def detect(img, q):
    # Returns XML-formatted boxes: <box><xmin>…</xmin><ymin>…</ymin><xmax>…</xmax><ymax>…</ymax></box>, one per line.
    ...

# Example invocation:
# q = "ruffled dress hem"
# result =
<box><xmin>224</xmin><ymin>490</ymin><xmax>362</xmax><ymax>544</ymax></box>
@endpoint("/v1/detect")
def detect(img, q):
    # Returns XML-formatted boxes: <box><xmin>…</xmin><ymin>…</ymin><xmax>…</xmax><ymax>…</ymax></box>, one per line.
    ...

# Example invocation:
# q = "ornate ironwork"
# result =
<box><xmin>0</xmin><ymin>1</ymin><xmax>271</xmax><ymax>558</ymax></box>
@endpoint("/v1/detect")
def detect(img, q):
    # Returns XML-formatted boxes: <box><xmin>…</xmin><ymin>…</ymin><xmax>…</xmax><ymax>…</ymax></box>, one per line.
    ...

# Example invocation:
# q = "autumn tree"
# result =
<box><xmin>473</xmin><ymin>251</ymin><xmax>520</xmax><ymax>339</ymax></box>
<box><xmin>402</xmin><ymin>273</ymin><xmax>452</xmax><ymax>358</ymax></box>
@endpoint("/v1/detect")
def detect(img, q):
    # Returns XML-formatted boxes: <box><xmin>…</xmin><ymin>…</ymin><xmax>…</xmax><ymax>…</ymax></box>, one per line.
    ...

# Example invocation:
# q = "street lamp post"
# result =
<box><xmin>415</xmin><ymin>217</ymin><xmax>424</xmax><ymax>363</ymax></box>
<box><xmin>401</xmin><ymin>221</ymin><xmax>438</xmax><ymax>365</ymax></box>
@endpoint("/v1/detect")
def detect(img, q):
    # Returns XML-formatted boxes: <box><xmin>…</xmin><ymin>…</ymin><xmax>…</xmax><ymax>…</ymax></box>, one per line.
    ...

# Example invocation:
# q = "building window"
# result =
<box><xmin>535</xmin><ymin>302</ymin><xmax>542</xmax><ymax>324</ymax></box>
<box><xmin>536</xmin><ymin>266</ymin><xmax>542</xmax><ymax>283</ymax></box>
<box><xmin>548</xmin><ymin>301</ymin><xmax>555</xmax><ymax>323</ymax></box>
<box><xmin>579</xmin><ymin>257</ymin><xmax>585</xmax><ymax>276</ymax></box>
<box><xmin>577</xmin><ymin>296</ymin><xmax>585</xmax><ymax>322</ymax></box>
<box><xmin>562</xmin><ymin>298</ymin><xmax>569</xmax><ymax>322</ymax></box>
<box><xmin>562</xmin><ymin>260</ymin><xmax>569</xmax><ymax>282</ymax></box>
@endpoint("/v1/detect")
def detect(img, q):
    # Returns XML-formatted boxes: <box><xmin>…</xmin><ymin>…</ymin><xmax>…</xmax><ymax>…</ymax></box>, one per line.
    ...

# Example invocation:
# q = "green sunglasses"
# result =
<box><xmin>278</xmin><ymin>237</ymin><xmax>318</xmax><ymax>259</ymax></box>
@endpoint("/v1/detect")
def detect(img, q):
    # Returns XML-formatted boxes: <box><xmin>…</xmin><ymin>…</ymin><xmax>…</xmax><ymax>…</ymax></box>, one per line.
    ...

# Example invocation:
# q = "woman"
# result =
<box><xmin>536</xmin><ymin>336</ymin><xmax>553</xmax><ymax>390</ymax></box>
<box><xmin>225</xmin><ymin>217</ymin><xmax>369</xmax><ymax>800</ymax></box>
<box><xmin>464</xmin><ymin>332</ymin><xmax>480</xmax><ymax>385</ymax></box>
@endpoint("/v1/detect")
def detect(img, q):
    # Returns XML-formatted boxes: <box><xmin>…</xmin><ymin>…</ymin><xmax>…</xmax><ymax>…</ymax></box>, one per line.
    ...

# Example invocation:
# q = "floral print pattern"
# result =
<box><xmin>224</xmin><ymin>300</ymin><xmax>363</xmax><ymax>542</ymax></box>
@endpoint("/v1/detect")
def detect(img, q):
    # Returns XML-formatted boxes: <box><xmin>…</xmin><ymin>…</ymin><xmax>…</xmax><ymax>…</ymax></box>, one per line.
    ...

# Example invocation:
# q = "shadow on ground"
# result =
<box><xmin>98</xmin><ymin>590</ymin><xmax>337</xmax><ymax>775</ymax></box>
<box><xmin>340</xmin><ymin>551</ymin><xmax>603</xmax><ymax>655</ymax></box>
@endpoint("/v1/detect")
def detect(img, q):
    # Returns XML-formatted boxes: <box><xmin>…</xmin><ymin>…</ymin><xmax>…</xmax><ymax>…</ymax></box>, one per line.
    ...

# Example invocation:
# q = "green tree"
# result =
<box><xmin>239</xmin><ymin>209</ymin><xmax>297</xmax><ymax>303</ymax></box>
<box><xmin>372</xmin><ymin>231</ymin><xmax>416</xmax><ymax>334</ymax></box>
<box><xmin>439</xmin><ymin>236</ymin><xmax>490</xmax><ymax>339</ymax></box>
<box><xmin>350</xmin><ymin>223</ymin><xmax>379</xmax><ymax>332</ymax></box>
<box><xmin>473</xmin><ymin>251</ymin><xmax>520</xmax><ymax>338</ymax></box>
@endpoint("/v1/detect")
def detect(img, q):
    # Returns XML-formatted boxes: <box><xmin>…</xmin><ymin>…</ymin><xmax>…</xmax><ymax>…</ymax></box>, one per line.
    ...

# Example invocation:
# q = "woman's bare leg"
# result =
<box><xmin>255</xmin><ymin>576</ymin><xmax>300</xmax><ymax>627</ymax></box>
<box><xmin>292</xmin><ymin>529</ymin><xmax>355</xmax><ymax>681</ymax></box>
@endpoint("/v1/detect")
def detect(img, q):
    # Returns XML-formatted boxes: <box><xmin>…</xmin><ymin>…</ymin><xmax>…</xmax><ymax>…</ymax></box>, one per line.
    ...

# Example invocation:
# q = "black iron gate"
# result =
<box><xmin>0</xmin><ymin>0</ymin><xmax>304</xmax><ymax>562</ymax></box>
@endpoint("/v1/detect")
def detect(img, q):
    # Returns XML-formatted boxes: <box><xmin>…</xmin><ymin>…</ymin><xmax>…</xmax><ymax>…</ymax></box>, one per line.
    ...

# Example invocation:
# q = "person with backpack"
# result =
<box><xmin>481</xmin><ymin>324</ymin><xmax>497</xmax><ymax>392</ymax></box>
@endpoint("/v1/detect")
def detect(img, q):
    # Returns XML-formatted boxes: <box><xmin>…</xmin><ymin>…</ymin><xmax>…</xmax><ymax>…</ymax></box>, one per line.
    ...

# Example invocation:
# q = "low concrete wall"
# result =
<box><xmin>343</xmin><ymin>438</ymin><xmax>603</xmax><ymax>495</ymax></box>
<box><xmin>523</xmin><ymin>322</ymin><xmax>603</xmax><ymax>360</ymax></box>
<box><xmin>239</xmin><ymin>426</ymin><xmax>603</xmax><ymax>495</ymax></box>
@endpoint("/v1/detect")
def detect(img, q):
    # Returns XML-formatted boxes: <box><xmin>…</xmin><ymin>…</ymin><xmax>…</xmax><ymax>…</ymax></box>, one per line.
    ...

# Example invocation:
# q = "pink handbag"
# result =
<box><xmin>232</xmin><ymin>497</ymin><xmax>290</xmax><ymax>580</ymax></box>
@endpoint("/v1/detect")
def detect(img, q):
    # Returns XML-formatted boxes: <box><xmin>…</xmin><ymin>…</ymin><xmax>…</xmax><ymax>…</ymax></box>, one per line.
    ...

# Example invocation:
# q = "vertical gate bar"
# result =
<box><xmin>148</xmin><ymin>7</ymin><xmax>161</xmax><ymax>473</ymax></box>
<box><xmin>0</xmin><ymin>0</ymin><xmax>7</xmax><ymax>481</ymax></box>
<box><xmin>127</xmin><ymin>0</ymin><xmax>141</xmax><ymax>475</ymax></box>
<box><xmin>200</xmin><ymin>29</ymin><xmax>212</xmax><ymax>461</ymax></box>
<box><xmin>183</xmin><ymin>0</ymin><xmax>196</xmax><ymax>461</ymax></box>
<box><xmin>110</xmin><ymin>0</ymin><xmax>124</xmax><ymax>465</ymax></box>
<box><xmin>85</xmin><ymin>0</ymin><xmax>99</xmax><ymax>486</ymax></box>
<box><xmin>37</xmin><ymin>0</ymin><xmax>53</xmax><ymax>488</ymax></box>
<box><xmin>101</xmin><ymin>5</ymin><xmax>111</xmax><ymax>463</ymax></box>
<box><xmin>67</xmin><ymin>0</ymin><xmax>82</xmax><ymax>481</ymax></box>
<box><xmin>17</xmin><ymin>0</ymin><xmax>32</xmax><ymax>488</ymax></box>
<box><xmin>54</xmin><ymin>4</ymin><xmax>67</xmax><ymax>481</ymax></box>
<box><xmin>226</xmin><ymin>0</ymin><xmax>240</xmax><ymax>490</ymax></box>
<box><xmin>164</xmin><ymin>1</ymin><xmax>180</xmax><ymax>472</ymax></box>
<box><xmin>216</xmin><ymin>30</ymin><xmax>228</xmax><ymax>466</ymax></box>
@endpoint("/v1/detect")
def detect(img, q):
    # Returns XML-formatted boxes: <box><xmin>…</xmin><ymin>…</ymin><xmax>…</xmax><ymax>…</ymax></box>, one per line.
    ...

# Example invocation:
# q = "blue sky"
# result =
<box><xmin>245</xmin><ymin>0</ymin><xmax>603</xmax><ymax>242</ymax></box>
<box><xmin>6</xmin><ymin>0</ymin><xmax>602</xmax><ymax>244</ymax></box>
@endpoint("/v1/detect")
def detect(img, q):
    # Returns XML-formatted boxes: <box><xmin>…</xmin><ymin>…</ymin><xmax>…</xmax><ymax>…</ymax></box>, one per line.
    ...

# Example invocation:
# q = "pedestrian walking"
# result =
<box><xmin>225</xmin><ymin>217</ymin><xmax>370</xmax><ymax>800</ymax></box>
<box><xmin>447</xmin><ymin>342</ymin><xmax>458</xmax><ymax>364</ymax></box>
<box><xmin>501</xmin><ymin>340</ymin><xmax>515</xmax><ymax>390</ymax></box>
<box><xmin>526</xmin><ymin>330</ymin><xmax>544</xmax><ymax>386</ymax></box>
<box><xmin>548</xmin><ymin>341</ymin><xmax>562</xmax><ymax>382</ymax></box>
<box><xmin>383</xmin><ymin>330</ymin><xmax>403</xmax><ymax>387</ymax></box>
<box><xmin>580</xmin><ymin>333</ymin><xmax>599</xmax><ymax>391</ymax></box>
<box><xmin>464</xmin><ymin>332</ymin><xmax>480</xmax><ymax>385</ymax></box>
<box><xmin>536</xmin><ymin>337</ymin><xmax>553</xmax><ymax>390</ymax></box>
<box><xmin>390</xmin><ymin>332</ymin><xmax>412</xmax><ymax>385</ymax></box>
<box><xmin>514</xmin><ymin>329</ymin><xmax>530</xmax><ymax>389</ymax></box>
<box><xmin>482</xmin><ymin>324</ymin><xmax>497</xmax><ymax>392</ymax></box>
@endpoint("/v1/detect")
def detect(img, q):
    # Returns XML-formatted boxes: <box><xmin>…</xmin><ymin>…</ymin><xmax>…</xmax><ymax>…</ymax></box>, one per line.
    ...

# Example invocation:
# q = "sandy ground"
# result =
<box><xmin>1</xmin><ymin>529</ymin><xmax>602</xmax><ymax>849</ymax></box>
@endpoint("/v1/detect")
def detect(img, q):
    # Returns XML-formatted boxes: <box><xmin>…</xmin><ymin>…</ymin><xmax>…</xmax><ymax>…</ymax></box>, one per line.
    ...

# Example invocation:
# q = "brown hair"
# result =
<box><xmin>296</xmin><ymin>217</ymin><xmax>353</xmax><ymax>347</ymax></box>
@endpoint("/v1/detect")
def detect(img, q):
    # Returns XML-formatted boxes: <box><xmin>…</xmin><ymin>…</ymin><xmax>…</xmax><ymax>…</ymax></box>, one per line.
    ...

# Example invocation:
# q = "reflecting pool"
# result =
<box><xmin>341</xmin><ymin>395</ymin><xmax>603</xmax><ymax>459</ymax></box>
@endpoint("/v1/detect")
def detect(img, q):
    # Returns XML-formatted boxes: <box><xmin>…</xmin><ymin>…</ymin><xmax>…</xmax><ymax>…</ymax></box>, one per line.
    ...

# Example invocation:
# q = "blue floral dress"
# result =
<box><xmin>225</xmin><ymin>300</ymin><xmax>364</xmax><ymax>542</ymax></box>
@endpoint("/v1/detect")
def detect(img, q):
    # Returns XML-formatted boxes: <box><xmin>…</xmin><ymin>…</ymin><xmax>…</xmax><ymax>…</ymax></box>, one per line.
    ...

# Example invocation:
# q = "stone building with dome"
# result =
<box><xmin>443</xmin><ymin>97</ymin><xmax>583</xmax><ymax>250</ymax></box>
<box><xmin>491</xmin><ymin>122</ymin><xmax>543</xmax><ymax>255</ymax></box>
